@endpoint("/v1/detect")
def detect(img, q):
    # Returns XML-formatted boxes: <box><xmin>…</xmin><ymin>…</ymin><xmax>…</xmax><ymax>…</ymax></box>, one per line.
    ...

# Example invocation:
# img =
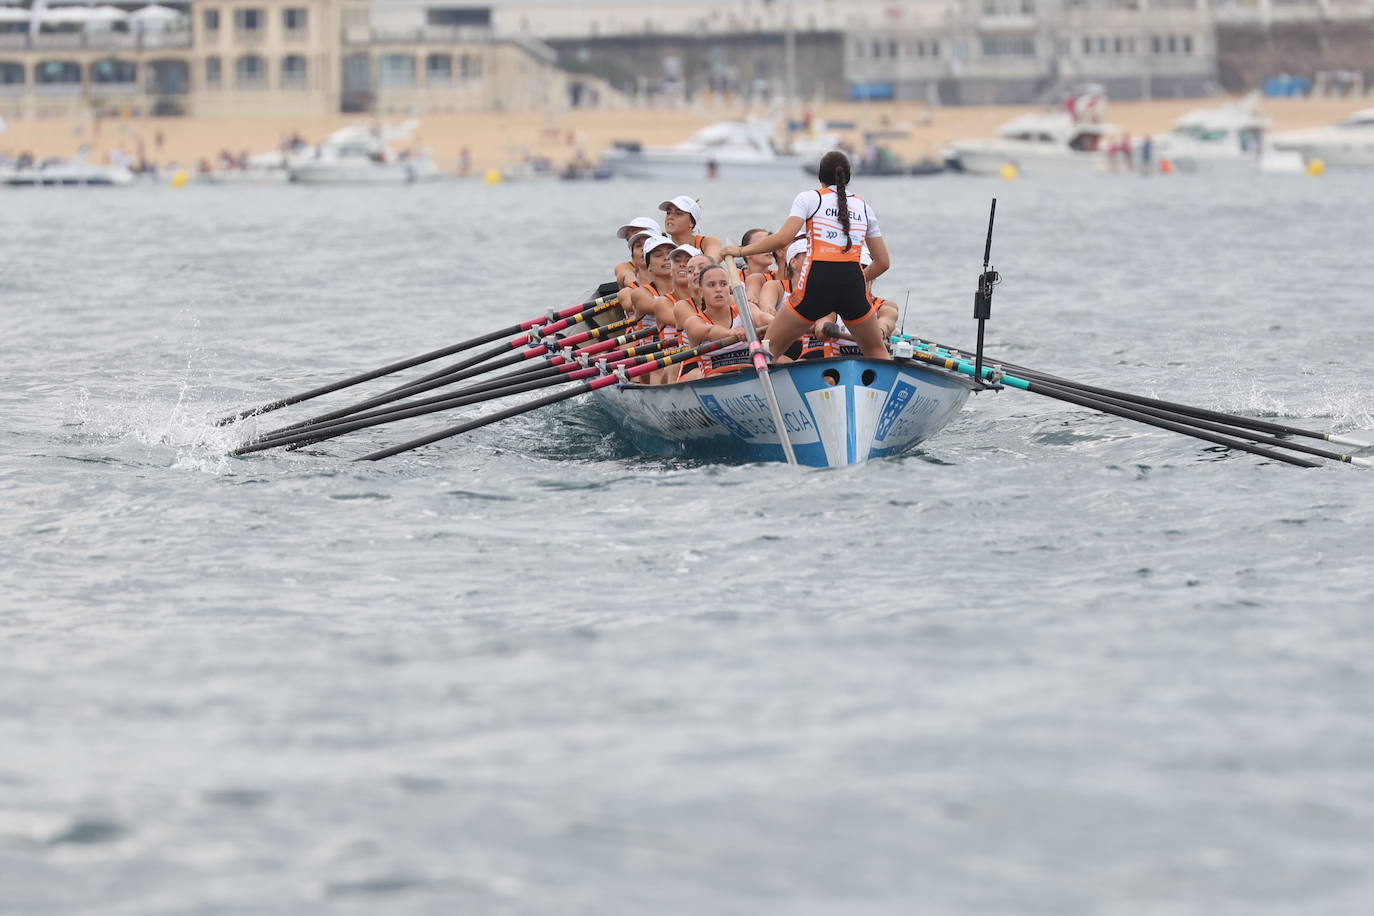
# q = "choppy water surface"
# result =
<box><xmin>3</xmin><ymin>172</ymin><xmax>1374</xmax><ymax>915</ymax></box>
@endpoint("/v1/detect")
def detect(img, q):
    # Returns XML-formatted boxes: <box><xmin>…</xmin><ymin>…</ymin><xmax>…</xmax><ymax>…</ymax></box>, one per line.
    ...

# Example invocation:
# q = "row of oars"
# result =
<box><xmin>897</xmin><ymin>334</ymin><xmax>1372</xmax><ymax>469</ymax></box>
<box><xmin>221</xmin><ymin>293</ymin><xmax>735</xmax><ymax>462</ymax></box>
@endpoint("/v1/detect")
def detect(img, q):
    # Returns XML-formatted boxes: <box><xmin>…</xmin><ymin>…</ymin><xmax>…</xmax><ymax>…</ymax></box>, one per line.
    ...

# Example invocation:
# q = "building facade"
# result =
<box><xmin>0</xmin><ymin>0</ymin><xmax>617</xmax><ymax>122</ymax></box>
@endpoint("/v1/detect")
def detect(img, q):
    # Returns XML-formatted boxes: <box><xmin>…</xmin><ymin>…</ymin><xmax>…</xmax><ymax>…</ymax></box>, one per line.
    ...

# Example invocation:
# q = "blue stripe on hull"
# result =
<box><xmin>592</xmin><ymin>357</ymin><xmax>975</xmax><ymax>468</ymax></box>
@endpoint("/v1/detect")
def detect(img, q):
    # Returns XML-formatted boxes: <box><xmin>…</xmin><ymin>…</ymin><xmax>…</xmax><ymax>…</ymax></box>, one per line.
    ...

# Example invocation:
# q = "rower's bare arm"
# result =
<box><xmin>864</xmin><ymin>236</ymin><xmax>891</xmax><ymax>284</ymax></box>
<box><xmin>614</xmin><ymin>260</ymin><xmax>637</xmax><ymax>286</ymax></box>
<box><xmin>700</xmin><ymin>235</ymin><xmax>723</xmax><ymax>261</ymax></box>
<box><xmin>722</xmin><ymin>217</ymin><xmax>804</xmax><ymax>260</ymax></box>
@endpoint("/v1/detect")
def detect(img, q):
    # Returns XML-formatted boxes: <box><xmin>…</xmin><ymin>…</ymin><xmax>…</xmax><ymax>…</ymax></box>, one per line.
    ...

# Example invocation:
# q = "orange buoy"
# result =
<box><xmin>1159</xmin><ymin>158</ymin><xmax>1173</xmax><ymax>175</ymax></box>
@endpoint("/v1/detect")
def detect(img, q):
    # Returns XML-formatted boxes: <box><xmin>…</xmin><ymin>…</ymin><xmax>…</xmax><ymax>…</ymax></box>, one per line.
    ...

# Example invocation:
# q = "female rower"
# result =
<box><xmin>615</xmin><ymin>229</ymin><xmax>654</xmax><ymax>290</ymax></box>
<box><xmin>739</xmin><ymin>227</ymin><xmax>779</xmax><ymax>307</ymax></box>
<box><xmin>756</xmin><ymin>237</ymin><xmax>807</xmax><ymax>318</ymax></box>
<box><xmin>677</xmin><ymin>264</ymin><xmax>765</xmax><ymax>382</ymax></box>
<box><xmin>625</xmin><ymin>236</ymin><xmax>678</xmax><ymax>342</ymax></box>
<box><xmin>720</xmin><ymin>151</ymin><xmax>890</xmax><ymax>361</ymax></box>
<box><xmin>659</xmin><ymin>195</ymin><xmax>722</xmax><ymax>262</ymax></box>
<box><xmin>613</xmin><ymin>216</ymin><xmax>662</xmax><ymax>288</ymax></box>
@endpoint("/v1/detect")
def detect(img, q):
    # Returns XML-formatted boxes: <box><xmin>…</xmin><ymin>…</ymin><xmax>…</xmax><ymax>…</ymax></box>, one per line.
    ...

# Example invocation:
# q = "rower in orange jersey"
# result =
<box><xmin>613</xmin><ymin>215</ymin><xmax>662</xmax><ymax>301</ymax></box>
<box><xmin>677</xmin><ymin>264</ymin><xmax>768</xmax><ymax>382</ymax></box>
<box><xmin>738</xmin><ymin>227</ymin><xmax>779</xmax><ymax>309</ymax></box>
<box><xmin>755</xmin><ymin>237</ymin><xmax>807</xmax><ymax>319</ymax></box>
<box><xmin>624</xmin><ymin>236</ymin><xmax>677</xmax><ymax>345</ymax></box>
<box><xmin>721</xmin><ymin>150</ymin><xmax>891</xmax><ymax>361</ymax></box>
<box><xmin>659</xmin><ymin>195</ymin><xmax>722</xmax><ymax>262</ymax></box>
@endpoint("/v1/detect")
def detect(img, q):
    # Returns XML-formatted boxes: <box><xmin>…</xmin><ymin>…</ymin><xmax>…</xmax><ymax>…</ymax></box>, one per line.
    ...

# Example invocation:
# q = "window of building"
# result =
<box><xmin>283</xmin><ymin>8</ymin><xmax>307</xmax><ymax>32</ymax></box>
<box><xmin>1166</xmin><ymin>35</ymin><xmax>1177</xmax><ymax>53</ymax></box>
<box><xmin>1151</xmin><ymin>35</ymin><xmax>1162</xmax><ymax>54</ymax></box>
<box><xmin>203</xmin><ymin>9</ymin><xmax>219</xmax><ymax>31</ymax></box>
<box><xmin>1182</xmin><ymin>35</ymin><xmax>1193</xmax><ymax>54</ymax></box>
<box><xmin>426</xmin><ymin>8</ymin><xmax>492</xmax><ymax>27</ymax></box>
<box><xmin>1082</xmin><ymin>37</ymin><xmax>1092</xmax><ymax>55</ymax></box>
<box><xmin>930</xmin><ymin>39</ymin><xmax>940</xmax><ymax>57</ymax></box>
<box><xmin>36</xmin><ymin>61</ymin><xmax>81</xmax><ymax>84</ymax></box>
<box><xmin>982</xmin><ymin>0</ymin><xmax>997</xmax><ymax>13</ymax></box>
<box><xmin>460</xmin><ymin>53</ymin><xmax>481</xmax><ymax>79</ymax></box>
<box><xmin>379</xmin><ymin>54</ymin><xmax>417</xmax><ymax>89</ymax></box>
<box><xmin>871</xmin><ymin>39</ymin><xmax>882</xmax><ymax>58</ymax></box>
<box><xmin>205</xmin><ymin>56</ymin><xmax>221</xmax><ymax>88</ymax></box>
<box><xmin>235</xmin><ymin>54</ymin><xmax>265</xmax><ymax>89</ymax></box>
<box><xmin>853</xmin><ymin>40</ymin><xmax>864</xmax><ymax>59</ymax></box>
<box><xmin>981</xmin><ymin>36</ymin><xmax>1036</xmax><ymax>56</ymax></box>
<box><xmin>1020</xmin><ymin>0</ymin><xmax>1035</xmax><ymax>12</ymax></box>
<box><xmin>234</xmin><ymin>9</ymin><xmax>263</xmax><ymax>32</ymax></box>
<box><xmin>1097</xmin><ymin>37</ymin><xmax>1108</xmax><ymax>53</ymax></box>
<box><xmin>1114</xmin><ymin>37</ymin><xmax>1123</xmax><ymax>53</ymax></box>
<box><xmin>0</xmin><ymin>62</ymin><xmax>25</xmax><ymax>86</ymax></box>
<box><xmin>888</xmin><ymin>39</ymin><xmax>898</xmax><ymax>58</ymax></box>
<box><xmin>91</xmin><ymin>59</ymin><xmax>137</xmax><ymax>84</ymax></box>
<box><xmin>426</xmin><ymin>53</ymin><xmax>452</xmax><ymax>87</ymax></box>
<box><xmin>281</xmin><ymin>55</ymin><xmax>306</xmax><ymax>88</ymax></box>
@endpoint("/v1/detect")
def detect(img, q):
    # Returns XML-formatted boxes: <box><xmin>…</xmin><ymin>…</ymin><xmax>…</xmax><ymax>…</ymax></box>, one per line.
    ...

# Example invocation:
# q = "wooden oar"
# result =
<box><xmin>214</xmin><ymin>294</ymin><xmax>617</xmax><ymax>426</ymax></box>
<box><xmin>260</xmin><ymin>311</ymin><xmax>634</xmax><ymax>439</ymax></box>
<box><xmin>355</xmin><ymin>339</ymin><xmax>736</xmax><ymax>462</ymax></box>
<box><xmin>912</xmin><ymin>337</ymin><xmax>1373</xmax><ymax>450</ymax></box>
<box><xmin>254</xmin><ymin>336</ymin><xmax>676</xmax><ymax>452</ymax></box>
<box><xmin>904</xmin><ymin>347</ymin><xmax>1327</xmax><ymax>468</ymax></box>
<box><xmin>725</xmin><ymin>259</ymin><xmax>797</xmax><ymax>466</ymax></box>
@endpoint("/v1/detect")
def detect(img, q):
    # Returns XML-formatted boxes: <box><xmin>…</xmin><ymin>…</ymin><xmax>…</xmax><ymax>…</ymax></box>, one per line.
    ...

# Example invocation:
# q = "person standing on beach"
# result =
<box><xmin>720</xmin><ymin>150</ymin><xmax>891</xmax><ymax>361</ymax></box>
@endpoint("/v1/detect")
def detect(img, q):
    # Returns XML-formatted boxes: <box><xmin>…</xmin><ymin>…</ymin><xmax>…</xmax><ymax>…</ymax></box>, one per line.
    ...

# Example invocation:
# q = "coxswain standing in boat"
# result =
<box><xmin>659</xmin><ymin>196</ymin><xmax>722</xmax><ymax>262</ymax></box>
<box><xmin>807</xmin><ymin>246</ymin><xmax>901</xmax><ymax>358</ymax></box>
<box><xmin>677</xmin><ymin>264</ymin><xmax>767</xmax><ymax>383</ymax></box>
<box><xmin>720</xmin><ymin>150</ymin><xmax>891</xmax><ymax>361</ymax></box>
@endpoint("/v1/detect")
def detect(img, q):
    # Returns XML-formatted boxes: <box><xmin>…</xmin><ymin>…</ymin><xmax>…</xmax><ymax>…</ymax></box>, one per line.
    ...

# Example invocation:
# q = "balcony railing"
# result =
<box><xmin>0</xmin><ymin>29</ymin><xmax>192</xmax><ymax>51</ymax></box>
<box><xmin>33</xmin><ymin>83</ymin><xmax>83</xmax><ymax>96</ymax></box>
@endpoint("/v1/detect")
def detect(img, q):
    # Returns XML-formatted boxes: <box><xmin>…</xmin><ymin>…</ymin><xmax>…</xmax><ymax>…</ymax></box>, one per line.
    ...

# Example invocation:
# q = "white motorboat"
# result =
<box><xmin>1269</xmin><ymin>108</ymin><xmax>1374</xmax><ymax>169</ymax></box>
<box><xmin>944</xmin><ymin>108</ymin><xmax>1121</xmax><ymax>176</ymax></box>
<box><xmin>1</xmin><ymin>153</ymin><xmax>134</xmax><ymax>187</ymax></box>
<box><xmin>288</xmin><ymin>122</ymin><xmax>442</xmax><ymax>185</ymax></box>
<box><xmin>598</xmin><ymin>118</ymin><xmax>839</xmax><ymax>180</ymax></box>
<box><xmin>1149</xmin><ymin>95</ymin><xmax>1303</xmax><ymax>173</ymax></box>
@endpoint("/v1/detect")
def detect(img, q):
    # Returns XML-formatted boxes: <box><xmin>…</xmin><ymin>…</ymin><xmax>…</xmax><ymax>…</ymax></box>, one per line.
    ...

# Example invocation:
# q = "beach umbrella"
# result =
<box><xmin>40</xmin><ymin>6</ymin><xmax>97</xmax><ymax>22</ymax></box>
<box><xmin>89</xmin><ymin>5</ymin><xmax>131</xmax><ymax>22</ymax></box>
<box><xmin>129</xmin><ymin>4</ymin><xmax>183</xmax><ymax>23</ymax></box>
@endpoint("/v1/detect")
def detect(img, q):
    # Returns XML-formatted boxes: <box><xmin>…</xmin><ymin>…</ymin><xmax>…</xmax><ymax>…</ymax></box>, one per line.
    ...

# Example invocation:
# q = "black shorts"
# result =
<box><xmin>788</xmin><ymin>260</ymin><xmax>874</xmax><ymax>324</ymax></box>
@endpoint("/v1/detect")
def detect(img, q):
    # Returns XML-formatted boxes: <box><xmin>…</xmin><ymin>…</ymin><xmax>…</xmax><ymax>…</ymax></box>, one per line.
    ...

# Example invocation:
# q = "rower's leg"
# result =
<box><xmin>848</xmin><ymin>315</ymin><xmax>893</xmax><ymax>361</ymax></box>
<box><xmin>762</xmin><ymin>307</ymin><xmax>812</xmax><ymax>361</ymax></box>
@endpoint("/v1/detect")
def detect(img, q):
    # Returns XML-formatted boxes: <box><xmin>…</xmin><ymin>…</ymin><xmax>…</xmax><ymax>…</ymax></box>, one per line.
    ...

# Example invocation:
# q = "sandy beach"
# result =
<box><xmin>1</xmin><ymin>96</ymin><xmax>1367</xmax><ymax>175</ymax></box>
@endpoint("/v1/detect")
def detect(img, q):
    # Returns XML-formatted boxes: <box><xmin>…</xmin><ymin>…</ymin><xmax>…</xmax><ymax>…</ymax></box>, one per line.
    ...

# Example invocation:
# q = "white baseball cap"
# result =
<box><xmin>658</xmin><ymin>196</ymin><xmax>702</xmax><ymax>226</ymax></box>
<box><xmin>671</xmin><ymin>243</ymin><xmax>702</xmax><ymax>259</ymax></box>
<box><xmin>627</xmin><ymin>229</ymin><xmax>655</xmax><ymax>247</ymax></box>
<box><xmin>616</xmin><ymin>216</ymin><xmax>662</xmax><ymax>240</ymax></box>
<box><xmin>785</xmin><ymin>239</ymin><xmax>809</xmax><ymax>262</ymax></box>
<box><xmin>641</xmin><ymin>235</ymin><xmax>675</xmax><ymax>259</ymax></box>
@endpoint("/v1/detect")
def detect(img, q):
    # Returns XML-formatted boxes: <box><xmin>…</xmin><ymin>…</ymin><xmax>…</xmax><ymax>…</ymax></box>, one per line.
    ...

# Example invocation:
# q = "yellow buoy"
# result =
<box><xmin>170</xmin><ymin>169</ymin><xmax>188</xmax><ymax>189</ymax></box>
<box><xmin>1306</xmin><ymin>158</ymin><xmax>1326</xmax><ymax>177</ymax></box>
<box><xmin>483</xmin><ymin>168</ymin><xmax>503</xmax><ymax>185</ymax></box>
<box><xmin>999</xmin><ymin>162</ymin><xmax>1019</xmax><ymax>181</ymax></box>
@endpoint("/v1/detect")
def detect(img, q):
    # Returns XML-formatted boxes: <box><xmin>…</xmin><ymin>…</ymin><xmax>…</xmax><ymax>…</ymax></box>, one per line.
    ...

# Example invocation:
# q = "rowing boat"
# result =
<box><xmin>592</xmin><ymin>356</ymin><xmax>976</xmax><ymax>467</ymax></box>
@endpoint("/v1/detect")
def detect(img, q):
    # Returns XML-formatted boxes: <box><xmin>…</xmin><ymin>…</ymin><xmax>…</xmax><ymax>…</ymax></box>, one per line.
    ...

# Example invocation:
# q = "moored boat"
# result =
<box><xmin>593</xmin><ymin>355</ymin><xmax>975</xmax><ymax>467</ymax></box>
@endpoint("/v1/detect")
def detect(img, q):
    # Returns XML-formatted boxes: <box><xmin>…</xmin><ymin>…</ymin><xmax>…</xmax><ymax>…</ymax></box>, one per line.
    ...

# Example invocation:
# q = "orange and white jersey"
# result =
<box><xmin>789</xmin><ymin>185</ymin><xmax>882</xmax><ymax>263</ymax></box>
<box><xmin>689</xmin><ymin>305</ymin><xmax>749</xmax><ymax>376</ymax></box>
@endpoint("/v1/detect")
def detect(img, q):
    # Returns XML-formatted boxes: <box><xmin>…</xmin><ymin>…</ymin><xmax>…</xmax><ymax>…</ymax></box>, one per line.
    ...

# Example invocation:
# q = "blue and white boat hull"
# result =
<box><xmin>593</xmin><ymin>357</ymin><xmax>974</xmax><ymax>467</ymax></box>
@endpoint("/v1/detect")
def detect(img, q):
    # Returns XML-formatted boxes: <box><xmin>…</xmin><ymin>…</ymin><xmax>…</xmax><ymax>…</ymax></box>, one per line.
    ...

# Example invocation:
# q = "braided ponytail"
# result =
<box><xmin>817</xmin><ymin>150</ymin><xmax>854</xmax><ymax>253</ymax></box>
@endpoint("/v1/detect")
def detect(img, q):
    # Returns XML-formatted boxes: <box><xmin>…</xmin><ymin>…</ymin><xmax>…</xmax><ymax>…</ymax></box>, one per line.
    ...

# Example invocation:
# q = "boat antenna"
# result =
<box><xmin>899</xmin><ymin>289</ymin><xmax>911</xmax><ymax>338</ymax></box>
<box><xmin>972</xmin><ymin>198</ymin><xmax>1001</xmax><ymax>388</ymax></box>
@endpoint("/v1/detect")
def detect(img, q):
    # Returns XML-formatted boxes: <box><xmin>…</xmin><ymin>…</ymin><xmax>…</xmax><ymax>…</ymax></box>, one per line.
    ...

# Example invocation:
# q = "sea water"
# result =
<box><xmin>3</xmin><ymin>172</ymin><xmax>1373</xmax><ymax>914</ymax></box>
